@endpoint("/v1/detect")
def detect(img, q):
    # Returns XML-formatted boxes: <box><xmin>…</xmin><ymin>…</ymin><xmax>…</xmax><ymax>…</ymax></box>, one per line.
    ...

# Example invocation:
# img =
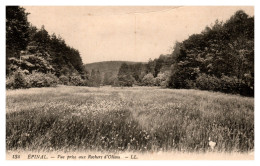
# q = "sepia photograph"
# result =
<box><xmin>4</xmin><ymin>4</ymin><xmax>255</xmax><ymax>162</ymax></box>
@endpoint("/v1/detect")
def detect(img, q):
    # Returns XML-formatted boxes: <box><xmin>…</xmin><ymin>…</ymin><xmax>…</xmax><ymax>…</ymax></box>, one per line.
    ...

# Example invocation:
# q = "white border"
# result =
<box><xmin>0</xmin><ymin>0</ymin><xmax>257</xmax><ymax>6</ymax></box>
<box><xmin>1</xmin><ymin>0</ymin><xmax>258</xmax><ymax>166</ymax></box>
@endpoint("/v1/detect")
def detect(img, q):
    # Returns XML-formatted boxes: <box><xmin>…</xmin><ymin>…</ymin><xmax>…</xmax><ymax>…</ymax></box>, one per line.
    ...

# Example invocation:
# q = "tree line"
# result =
<box><xmin>6</xmin><ymin>6</ymin><xmax>94</xmax><ymax>88</ymax></box>
<box><xmin>6</xmin><ymin>7</ymin><xmax>254</xmax><ymax>96</ymax></box>
<box><xmin>115</xmin><ymin>10</ymin><xmax>254</xmax><ymax>96</ymax></box>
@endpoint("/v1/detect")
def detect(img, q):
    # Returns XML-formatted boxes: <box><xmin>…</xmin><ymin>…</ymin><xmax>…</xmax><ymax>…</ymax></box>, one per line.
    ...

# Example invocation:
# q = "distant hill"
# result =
<box><xmin>84</xmin><ymin>61</ymin><xmax>146</xmax><ymax>83</ymax></box>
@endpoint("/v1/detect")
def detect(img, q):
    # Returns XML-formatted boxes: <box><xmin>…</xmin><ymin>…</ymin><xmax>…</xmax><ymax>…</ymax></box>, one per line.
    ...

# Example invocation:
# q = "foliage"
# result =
<box><xmin>27</xmin><ymin>27</ymin><xmax>85</xmax><ymax>77</ymax></box>
<box><xmin>6</xmin><ymin>6</ymin><xmax>30</xmax><ymax>57</ymax></box>
<box><xmin>166</xmin><ymin>10</ymin><xmax>254</xmax><ymax>96</ymax></box>
<box><xmin>129</xmin><ymin>63</ymin><xmax>147</xmax><ymax>82</ymax></box>
<box><xmin>154</xmin><ymin>72</ymin><xmax>170</xmax><ymax>87</ymax></box>
<box><xmin>6</xmin><ymin>70</ymin><xmax>28</xmax><ymax>89</ymax></box>
<box><xmin>87</xmin><ymin>69</ymin><xmax>102</xmax><ymax>87</ymax></box>
<box><xmin>84</xmin><ymin>61</ymin><xmax>143</xmax><ymax>84</ymax></box>
<box><xmin>69</xmin><ymin>75</ymin><xmax>85</xmax><ymax>86</ymax></box>
<box><xmin>103</xmin><ymin>72</ymin><xmax>115</xmax><ymax>85</ymax></box>
<box><xmin>118</xmin><ymin>75</ymin><xmax>135</xmax><ymax>87</ymax></box>
<box><xmin>6</xmin><ymin>7</ymin><xmax>254</xmax><ymax>96</ymax></box>
<box><xmin>142</xmin><ymin>73</ymin><xmax>155</xmax><ymax>86</ymax></box>
<box><xmin>25</xmin><ymin>72</ymin><xmax>58</xmax><ymax>88</ymax></box>
<box><xmin>59</xmin><ymin>75</ymin><xmax>70</xmax><ymax>85</ymax></box>
<box><xmin>8</xmin><ymin>55</ymin><xmax>54</xmax><ymax>75</ymax></box>
<box><xmin>6</xmin><ymin>6</ymin><xmax>30</xmax><ymax>75</ymax></box>
<box><xmin>111</xmin><ymin>78</ymin><xmax>120</xmax><ymax>87</ymax></box>
<box><xmin>6</xmin><ymin>6</ymin><xmax>87</xmax><ymax>88</ymax></box>
<box><xmin>6</xmin><ymin>77</ymin><xmax>14</xmax><ymax>89</ymax></box>
<box><xmin>195</xmin><ymin>74</ymin><xmax>221</xmax><ymax>91</ymax></box>
<box><xmin>118</xmin><ymin>63</ymin><xmax>135</xmax><ymax>86</ymax></box>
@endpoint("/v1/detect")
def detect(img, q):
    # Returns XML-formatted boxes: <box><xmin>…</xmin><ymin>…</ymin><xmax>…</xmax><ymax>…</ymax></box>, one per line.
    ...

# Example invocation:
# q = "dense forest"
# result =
<box><xmin>6</xmin><ymin>7</ymin><xmax>254</xmax><ymax>96</ymax></box>
<box><xmin>115</xmin><ymin>10</ymin><xmax>254</xmax><ymax>96</ymax></box>
<box><xmin>6</xmin><ymin>6</ymin><xmax>89</xmax><ymax>88</ymax></box>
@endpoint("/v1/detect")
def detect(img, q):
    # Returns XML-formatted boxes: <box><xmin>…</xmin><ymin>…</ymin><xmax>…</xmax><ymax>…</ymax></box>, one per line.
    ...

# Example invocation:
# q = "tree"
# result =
<box><xmin>6</xmin><ymin>6</ymin><xmax>30</xmax><ymax>57</ymax></box>
<box><xmin>6</xmin><ymin>6</ymin><xmax>87</xmax><ymax>88</ymax></box>
<box><xmin>8</xmin><ymin>55</ymin><xmax>54</xmax><ymax>74</ymax></box>
<box><xmin>103</xmin><ymin>72</ymin><xmax>114</xmax><ymax>85</ymax></box>
<box><xmin>6</xmin><ymin>6</ymin><xmax>30</xmax><ymax>75</ymax></box>
<box><xmin>142</xmin><ymin>73</ymin><xmax>155</xmax><ymax>86</ymax></box>
<box><xmin>154</xmin><ymin>58</ymin><xmax>163</xmax><ymax>77</ymax></box>
<box><xmin>154</xmin><ymin>72</ymin><xmax>169</xmax><ymax>87</ymax></box>
<box><xmin>118</xmin><ymin>63</ymin><xmax>135</xmax><ymax>86</ymax></box>
<box><xmin>127</xmin><ymin>63</ymin><xmax>147</xmax><ymax>83</ymax></box>
<box><xmin>146</xmin><ymin>59</ymin><xmax>156</xmax><ymax>76</ymax></box>
<box><xmin>96</xmin><ymin>70</ymin><xmax>102</xmax><ymax>85</ymax></box>
<box><xmin>48</xmin><ymin>33</ymin><xmax>84</xmax><ymax>77</ymax></box>
<box><xmin>167</xmin><ymin>10</ymin><xmax>254</xmax><ymax>96</ymax></box>
<box><xmin>29</xmin><ymin>25</ymin><xmax>51</xmax><ymax>54</ymax></box>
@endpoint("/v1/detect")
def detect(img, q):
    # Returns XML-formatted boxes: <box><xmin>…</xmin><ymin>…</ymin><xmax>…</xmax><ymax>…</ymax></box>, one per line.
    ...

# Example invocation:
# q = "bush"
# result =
<box><xmin>59</xmin><ymin>75</ymin><xmax>70</xmax><ymax>85</ymax></box>
<box><xmin>154</xmin><ymin>73</ymin><xmax>166</xmax><ymax>86</ymax></box>
<box><xmin>25</xmin><ymin>72</ymin><xmax>45</xmax><ymax>87</ymax></box>
<box><xmin>142</xmin><ymin>73</ymin><xmax>155</xmax><ymax>86</ymax></box>
<box><xmin>154</xmin><ymin>77</ymin><xmax>161</xmax><ymax>86</ymax></box>
<box><xmin>25</xmin><ymin>72</ymin><xmax>58</xmax><ymax>88</ymax></box>
<box><xmin>195</xmin><ymin>74</ymin><xmax>252</xmax><ymax>95</ymax></box>
<box><xmin>184</xmin><ymin>79</ymin><xmax>196</xmax><ymax>89</ymax></box>
<box><xmin>220</xmin><ymin>75</ymin><xmax>240</xmax><ymax>94</ymax></box>
<box><xmin>6</xmin><ymin>77</ymin><xmax>14</xmax><ymax>89</ymax></box>
<box><xmin>45</xmin><ymin>73</ymin><xmax>59</xmax><ymax>87</ymax></box>
<box><xmin>6</xmin><ymin>70</ymin><xmax>28</xmax><ymax>89</ymax></box>
<box><xmin>69</xmin><ymin>75</ymin><xmax>85</xmax><ymax>86</ymax></box>
<box><xmin>118</xmin><ymin>75</ymin><xmax>135</xmax><ymax>87</ymax></box>
<box><xmin>196</xmin><ymin>74</ymin><xmax>221</xmax><ymax>91</ymax></box>
<box><xmin>160</xmin><ymin>80</ymin><xmax>168</xmax><ymax>88</ymax></box>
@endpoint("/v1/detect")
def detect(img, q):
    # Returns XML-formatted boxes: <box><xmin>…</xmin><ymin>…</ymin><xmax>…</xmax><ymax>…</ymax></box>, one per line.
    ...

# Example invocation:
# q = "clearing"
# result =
<box><xmin>6</xmin><ymin>86</ymin><xmax>254</xmax><ymax>159</ymax></box>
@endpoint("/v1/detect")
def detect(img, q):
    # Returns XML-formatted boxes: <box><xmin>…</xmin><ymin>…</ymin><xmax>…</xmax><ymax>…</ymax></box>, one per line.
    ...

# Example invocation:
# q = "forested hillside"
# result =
<box><xmin>84</xmin><ymin>61</ymin><xmax>144</xmax><ymax>85</ymax></box>
<box><xmin>116</xmin><ymin>10</ymin><xmax>254</xmax><ymax>96</ymax></box>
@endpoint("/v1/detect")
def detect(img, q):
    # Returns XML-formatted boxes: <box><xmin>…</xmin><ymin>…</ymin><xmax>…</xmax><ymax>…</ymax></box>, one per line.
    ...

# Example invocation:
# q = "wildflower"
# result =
<box><xmin>208</xmin><ymin>137</ymin><xmax>216</xmax><ymax>150</ymax></box>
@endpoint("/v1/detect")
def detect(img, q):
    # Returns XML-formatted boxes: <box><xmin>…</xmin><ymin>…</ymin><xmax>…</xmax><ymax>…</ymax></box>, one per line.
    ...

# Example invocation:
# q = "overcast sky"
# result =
<box><xmin>24</xmin><ymin>6</ymin><xmax>254</xmax><ymax>64</ymax></box>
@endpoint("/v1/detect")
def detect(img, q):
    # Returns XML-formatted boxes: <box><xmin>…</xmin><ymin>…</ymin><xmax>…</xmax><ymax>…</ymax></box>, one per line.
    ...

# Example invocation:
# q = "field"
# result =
<box><xmin>6</xmin><ymin>86</ymin><xmax>254</xmax><ymax>159</ymax></box>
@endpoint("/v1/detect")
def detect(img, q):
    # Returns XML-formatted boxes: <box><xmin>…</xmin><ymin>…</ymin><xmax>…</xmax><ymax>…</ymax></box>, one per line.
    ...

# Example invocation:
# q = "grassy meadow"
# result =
<box><xmin>6</xmin><ymin>86</ymin><xmax>254</xmax><ymax>155</ymax></box>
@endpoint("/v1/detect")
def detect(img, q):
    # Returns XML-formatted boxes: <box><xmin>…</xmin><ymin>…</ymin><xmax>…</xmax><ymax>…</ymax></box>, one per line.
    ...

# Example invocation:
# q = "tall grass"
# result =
<box><xmin>6</xmin><ymin>86</ymin><xmax>254</xmax><ymax>153</ymax></box>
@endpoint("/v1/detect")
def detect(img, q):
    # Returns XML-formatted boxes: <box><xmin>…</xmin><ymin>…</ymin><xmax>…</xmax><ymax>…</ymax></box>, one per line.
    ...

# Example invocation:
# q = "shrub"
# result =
<box><xmin>25</xmin><ymin>72</ymin><xmax>58</xmax><ymax>88</ymax></box>
<box><xmin>6</xmin><ymin>70</ymin><xmax>28</xmax><ymax>89</ymax></box>
<box><xmin>118</xmin><ymin>75</ymin><xmax>135</xmax><ymax>87</ymax></box>
<box><xmin>25</xmin><ymin>72</ymin><xmax>45</xmax><ymax>87</ymax></box>
<box><xmin>59</xmin><ymin>75</ymin><xmax>70</xmax><ymax>85</ymax></box>
<box><xmin>6</xmin><ymin>76</ymin><xmax>15</xmax><ymax>89</ymax></box>
<box><xmin>154</xmin><ymin>73</ymin><xmax>166</xmax><ymax>86</ymax></box>
<box><xmin>220</xmin><ymin>75</ymin><xmax>240</xmax><ymax>94</ymax></box>
<box><xmin>69</xmin><ymin>75</ymin><xmax>85</xmax><ymax>86</ymax></box>
<box><xmin>45</xmin><ymin>73</ymin><xmax>59</xmax><ymax>87</ymax></box>
<box><xmin>184</xmin><ymin>79</ymin><xmax>196</xmax><ymax>89</ymax></box>
<box><xmin>195</xmin><ymin>74</ymin><xmax>251</xmax><ymax>95</ymax></box>
<box><xmin>196</xmin><ymin>74</ymin><xmax>221</xmax><ymax>91</ymax></box>
<box><xmin>160</xmin><ymin>80</ymin><xmax>168</xmax><ymax>88</ymax></box>
<box><xmin>142</xmin><ymin>73</ymin><xmax>155</xmax><ymax>86</ymax></box>
<box><xmin>154</xmin><ymin>77</ymin><xmax>161</xmax><ymax>86</ymax></box>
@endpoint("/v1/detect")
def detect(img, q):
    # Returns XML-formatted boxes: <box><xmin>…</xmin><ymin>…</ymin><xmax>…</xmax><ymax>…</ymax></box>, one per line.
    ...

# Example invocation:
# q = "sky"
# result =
<box><xmin>24</xmin><ymin>6</ymin><xmax>254</xmax><ymax>64</ymax></box>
